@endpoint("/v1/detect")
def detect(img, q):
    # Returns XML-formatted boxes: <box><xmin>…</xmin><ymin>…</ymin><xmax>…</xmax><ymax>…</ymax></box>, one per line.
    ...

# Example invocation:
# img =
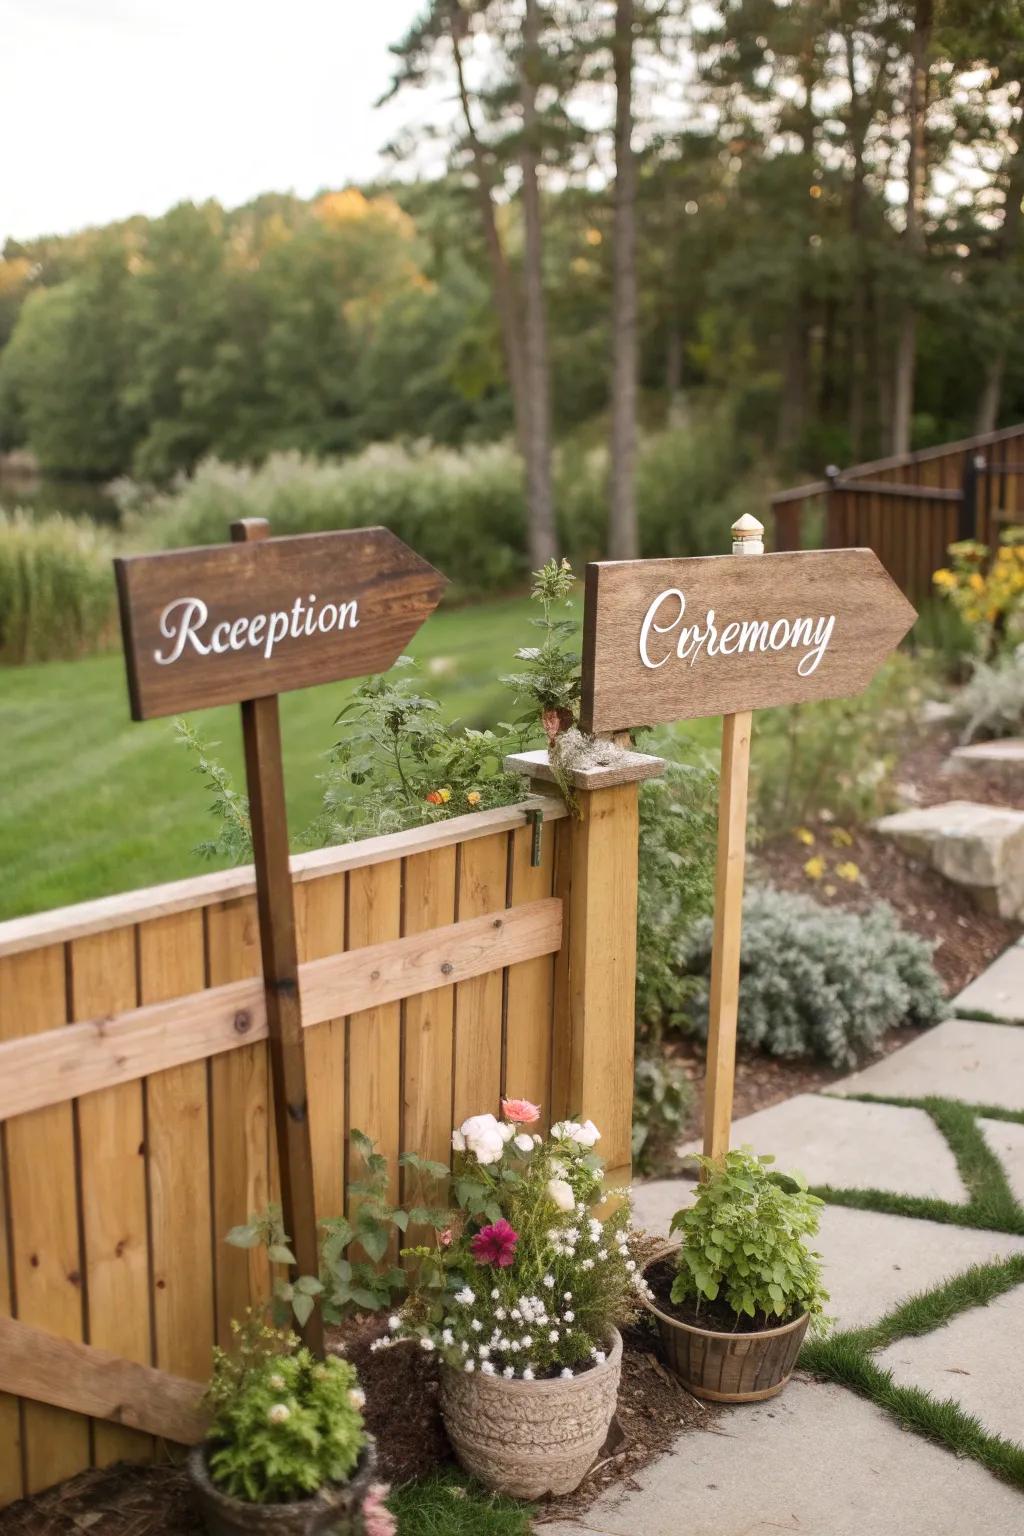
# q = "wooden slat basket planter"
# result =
<box><xmin>641</xmin><ymin>1255</ymin><xmax>809</xmax><ymax>1404</ymax></box>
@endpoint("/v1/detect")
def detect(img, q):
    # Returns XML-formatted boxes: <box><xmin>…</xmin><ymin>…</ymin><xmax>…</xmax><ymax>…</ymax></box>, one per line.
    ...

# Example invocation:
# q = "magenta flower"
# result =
<box><xmin>470</xmin><ymin>1219</ymin><xmax>519</xmax><ymax>1268</ymax></box>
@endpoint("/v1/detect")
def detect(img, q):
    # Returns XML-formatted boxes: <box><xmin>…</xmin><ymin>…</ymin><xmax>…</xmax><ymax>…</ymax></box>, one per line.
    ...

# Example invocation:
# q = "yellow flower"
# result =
<box><xmin>836</xmin><ymin>861</ymin><xmax>860</xmax><ymax>882</ymax></box>
<box><xmin>831</xmin><ymin>827</ymin><xmax>854</xmax><ymax>848</ymax></box>
<box><xmin>969</xmin><ymin>572</ymin><xmax>986</xmax><ymax>593</ymax></box>
<box><xmin>794</xmin><ymin>827</ymin><xmax>815</xmax><ymax>845</ymax></box>
<box><xmin>466</xmin><ymin>790</ymin><xmax>481</xmax><ymax>807</ymax></box>
<box><xmin>803</xmin><ymin>855</ymin><xmax>826</xmax><ymax>880</ymax></box>
<box><xmin>932</xmin><ymin>568</ymin><xmax>957</xmax><ymax>588</ymax></box>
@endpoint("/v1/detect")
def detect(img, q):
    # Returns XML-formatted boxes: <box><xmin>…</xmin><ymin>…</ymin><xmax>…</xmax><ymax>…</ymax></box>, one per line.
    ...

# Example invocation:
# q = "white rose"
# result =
<box><xmin>458</xmin><ymin>1113</ymin><xmax>507</xmax><ymax>1165</ymax></box>
<box><xmin>575</xmin><ymin>1119</ymin><xmax>601</xmax><ymax>1148</ymax></box>
<box><xmin>498</xmin><ymin>1122</ymin><xmax>515</xmax><ymax>1143</ymax></box>
<box><xmin>550</xmin><ymin>1120</ymin><xmax>579</xmax><ymax>1143</ymax></box>
<box><xmin>451</xmin><ymin>1129</ymin><xmax>466</xmax><ymax>1152</ymax></box>
<box><xmin>547</xmin><ymin>1177</ymin><xmax>575</xmax><ymax>1213</ymax></box>
<box><xmin>514</xmin><ymin>1133</ymin><xmax>534</xmax><ymax>1154</ymax></box>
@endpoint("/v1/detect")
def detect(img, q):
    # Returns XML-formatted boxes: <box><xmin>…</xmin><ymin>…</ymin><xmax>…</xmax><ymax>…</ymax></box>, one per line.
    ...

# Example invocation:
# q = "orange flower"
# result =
<box><xmin>425</xmin><ymin>790</ymin><xmax>444</xmax><ymax>806</ymax></box>
<box><xmin>467</xmin><ymin>790</ymin><xmax>481</xmax><ymax>807</ymax></box>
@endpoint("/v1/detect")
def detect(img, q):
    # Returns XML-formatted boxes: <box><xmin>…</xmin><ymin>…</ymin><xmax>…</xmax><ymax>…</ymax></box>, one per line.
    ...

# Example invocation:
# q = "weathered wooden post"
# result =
<box><xmin>114</xmin><ymin>524</ymin><xmax>446</xmax><ymax>1349</ymax></box>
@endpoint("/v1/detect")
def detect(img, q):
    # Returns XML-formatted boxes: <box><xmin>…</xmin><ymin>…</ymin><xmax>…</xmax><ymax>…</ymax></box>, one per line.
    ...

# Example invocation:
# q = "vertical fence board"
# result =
<box><xmin>0</xmin><ymin>1113</ymin><xmax>23</xmax><ymax>1503</ymax></box>
<box><xmin>0</xmin><ymin>946</ymin><xmax>90</xmax><ymax>1493</ymax></box>
<box><xmin>504</xmin><ymin>823</ymin><xmax>556</xmax><ymax>1128</ymax></box>
<box><xmin>347</xmin><ymin>864</ymin><xmax>403</xmax><ymax>1209</ymax></box>
<box><xmin>70</xmin><ymin>928</ymin><xmax>152</xmax><ymax>1466</ymax></box>
<box><xmin>139</xmin><ymin>909</ymin><xmax>214</xmax><ymax>1384</ymax></box>
<box><xmin>452</xmin><ymin>832</ymin><xmax>510</xmax><ymax>1124</ymax></box>
<box><xmin>206</xmin><ymin>897</ymin><xmax>270</xmax><ymax>1344</ymax></box>
<box><xmin>295</xmin><ymin>876</ymin><xmax>347</xmax><ymax>1223</ymax></box>
<box><xmin>402</xmin><ymin>847</ymin><xmax>457</xmax><ymax>1226</ymax></box>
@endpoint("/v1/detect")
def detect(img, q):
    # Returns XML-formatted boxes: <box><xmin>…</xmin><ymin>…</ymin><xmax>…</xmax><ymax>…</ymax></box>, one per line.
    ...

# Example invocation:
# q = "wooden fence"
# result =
<box><xmin>771</xmin><ymin>421</ymin><xmax>1024</xmax><ymax>600</ymax></box>
<box><xmin>0</xmin><ymin>752</ymin><xmax>651</xmax><ymax>1505</ymax></box>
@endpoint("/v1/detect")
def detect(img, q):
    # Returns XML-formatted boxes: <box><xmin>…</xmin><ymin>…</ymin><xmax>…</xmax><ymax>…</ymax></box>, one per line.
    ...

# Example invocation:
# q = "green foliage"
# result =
<box><xmin>393</xmin><ymin>1111</ymin><xmax>641</xmax><ymax>1379</ymax></box>
<box><xmin>682</xmin><ymin>887</ymin><xmax>948</xmax><ymax>1070</ymax></box>
<box><xmin>631</xmin><ymin>1053</ymin><xmax>695</xmax><ymax>1174</ymax></box>
<box><xmin>499</xmin><ymin>558</ymin><xmax>581</xmax><ymax>723</ymax></box>
<box><xmin>173</xmin><ymin>720</ymin><xmax>251</xmax><ymax>863</ymax></box>
<box><xmin>751</xmin><ymin>655</ymin><xmax>923</xmax><ymax>838</ymax></box>
<box><xmin>204</xmin><ymin>1315</ymin><xmax>366</xmax><ymax>1503</ymax></box>
<box><xmin>0</xmin><ymin>509</ymin><xmax>115</xmax><ymax>663</ymax></box>
<box><xmin>951</xmin><ymin>651</ymin><xmax>1024</xmax><ymax>742</ymax></box>
<box><xmin>670</xmin><ymin>1148</ymin><xmax>829</xmax><ymax>1324</ymax></box>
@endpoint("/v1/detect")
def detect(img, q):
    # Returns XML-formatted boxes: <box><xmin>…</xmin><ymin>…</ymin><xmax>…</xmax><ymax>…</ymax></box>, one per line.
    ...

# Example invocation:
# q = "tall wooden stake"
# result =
<box><xmin>231</xmin><ymin>518</ymin><xmax>323</xmax><ymax>1355</ymax></box>
<box><xmin>702</xmin><ymin>514</ymin><xmax>764</xmax><ymax>1161</ymax></box>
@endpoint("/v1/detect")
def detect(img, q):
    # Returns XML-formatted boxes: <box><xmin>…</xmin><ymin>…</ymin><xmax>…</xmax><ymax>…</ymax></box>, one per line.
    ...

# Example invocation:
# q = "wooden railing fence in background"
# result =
<box><xmin>0</xmin><ymin>750</ymin><xmax>658</xmax><ymax>1505</ymax></box>
<box><xmin>771</xmin><ymin>421</ymin><xmax>1024</xmax><ymax>600</ymax></box>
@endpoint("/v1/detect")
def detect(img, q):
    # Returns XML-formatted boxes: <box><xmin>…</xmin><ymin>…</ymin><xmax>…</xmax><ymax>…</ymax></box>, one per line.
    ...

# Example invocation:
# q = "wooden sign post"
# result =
<box><xmin>581</xmin><ymin>517</ymin><xmax>916</xmax><ymax>1160</ymax></box>
<box><xmin>115</xmin><ymin>522</ymin><xmax>447</xmax><ymax>1351</ymax></box>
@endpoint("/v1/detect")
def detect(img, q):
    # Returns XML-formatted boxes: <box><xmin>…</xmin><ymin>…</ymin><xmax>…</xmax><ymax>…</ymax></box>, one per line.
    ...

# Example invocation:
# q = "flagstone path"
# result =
<box><xmin>543</xmin><ymin>953</ymin><xmax>1024</xmax><ymax>1536</ymax></box>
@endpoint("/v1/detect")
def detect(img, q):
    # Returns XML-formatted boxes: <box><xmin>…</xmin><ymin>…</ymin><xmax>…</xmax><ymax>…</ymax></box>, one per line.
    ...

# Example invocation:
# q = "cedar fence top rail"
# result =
<box><xmin>770</xmin><ymin>420</ymin><xmax>1024</xmax><ymax>509</ymax></box>
<box><xmin>0</xmin><ymin>793</ymin><xmax>567</xmax><ymax>960</ymax></box>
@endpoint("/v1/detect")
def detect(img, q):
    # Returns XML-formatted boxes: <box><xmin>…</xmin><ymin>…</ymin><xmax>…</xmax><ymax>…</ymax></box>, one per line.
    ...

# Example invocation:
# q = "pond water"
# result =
<box><xmin>0</xmin><ymin>472</ymin><xmax>122</xmax><ymax>526</ymax></box>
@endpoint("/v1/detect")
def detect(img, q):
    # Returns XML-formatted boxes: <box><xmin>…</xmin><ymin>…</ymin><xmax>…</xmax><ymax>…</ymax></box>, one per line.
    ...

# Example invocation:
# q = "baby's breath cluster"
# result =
<box><xmin>387</xmin><ymin>1099</ymin><xmax>647</xmax><ymax>1380</ymax></box>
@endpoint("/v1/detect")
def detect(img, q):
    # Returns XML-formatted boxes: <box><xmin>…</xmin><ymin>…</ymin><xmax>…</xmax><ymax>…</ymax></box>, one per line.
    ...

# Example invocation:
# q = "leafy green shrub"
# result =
<box><xmin>682</xmin><ymin>886</ymin><xmax>948</xmax><ymax>1069</ymax></box>
<box><xmin>204</xmin><ymin>1316</ymin><xmax>367</xmax><ymax>1503</ymax></box>
<box><xmin>634</xmin><ymin>401</ymin><xmax>759</xmax><ymax>559</ymax></box>
<box><xmin>632</xmin><ymin>1052</ymin><xmax>695</xmax><ymax>1173</ymax></box>
<box><xmin>669</xmin><ymin>1148</ymin><xmax>828</xmax><ymax>1324</ymax></box>
<box><xmin>952</xmin><ymin>651</ymin><xmax>1024</xmax><ymax>742</ymax></box>
<box><xmin>751</xmin><ymin>654</ymin><xmax>923</xmax><ymax>838</ymax></box>
<box><xmin>0</xmin><ymin>509</ymin><xmax>115</xmax><ymax>662</ymax></box>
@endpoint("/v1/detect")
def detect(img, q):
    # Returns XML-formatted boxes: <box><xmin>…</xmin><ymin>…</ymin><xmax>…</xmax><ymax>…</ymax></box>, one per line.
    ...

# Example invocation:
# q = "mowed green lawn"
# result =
<box><xmin>0</xmin><ymin>595</ymin><xmax>719</xmax><ymax>921</ymax></box>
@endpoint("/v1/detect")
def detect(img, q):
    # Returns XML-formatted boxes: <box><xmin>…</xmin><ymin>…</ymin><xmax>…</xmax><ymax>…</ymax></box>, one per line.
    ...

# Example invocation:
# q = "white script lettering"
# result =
<box><xmin>154</xmin><ymin>594</ymin><xmax>359</xmax><ymax>666</ymax></box>
<box><xmin>638</xmin><ymin>588</ymin><xmax>835</xmax><ymax>678</ymax></box>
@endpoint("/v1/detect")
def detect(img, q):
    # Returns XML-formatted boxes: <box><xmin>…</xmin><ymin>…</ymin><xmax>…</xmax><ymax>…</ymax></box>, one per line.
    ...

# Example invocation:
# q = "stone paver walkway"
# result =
<box><xmin>955</xmin><ymin>938</ymin><xmax>1024</xmax><ymax>1023</ymax></box>
<box><xmin>550</xmin><ymin>971</ymin><xmax>1024</xmax><ymax>1535</ymax></box>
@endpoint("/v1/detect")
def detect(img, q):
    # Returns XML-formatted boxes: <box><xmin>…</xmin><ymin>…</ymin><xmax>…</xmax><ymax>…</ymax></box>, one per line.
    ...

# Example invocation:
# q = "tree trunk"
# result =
<box><xmin>843</xmin><ymin>31</ymin><xmax>869</xmax><ymax>461</ymax></box>
<box><xmin>449</xmin><ymin>7</ymin><xmax>529</xmax><ymax>458</ymax></box>
<box><xmin>891</xmin><ymin>0</ymin><xmax>933</xmax><ymax>456</ymax></box>
<box><xmin>609</xmin><ymin>0</ymin><xmax>638</xmax><ymax>559</ymax></box>
<box><xmin>975</xmin><ymin>76</ymin><xmax>1024</xmax><ymax>435</ymax></box>
<box><xmin>518</xmin><ymin>0</ymin><xmax>557</xmax><ymax>567</ymax></box>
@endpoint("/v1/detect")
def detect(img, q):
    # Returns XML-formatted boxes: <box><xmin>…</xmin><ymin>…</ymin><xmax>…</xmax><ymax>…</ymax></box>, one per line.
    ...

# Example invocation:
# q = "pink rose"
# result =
<box><xmin>502</xmin><ymin>1097</ymin><xmax>541</xmax><ymax>1125</ymax></box>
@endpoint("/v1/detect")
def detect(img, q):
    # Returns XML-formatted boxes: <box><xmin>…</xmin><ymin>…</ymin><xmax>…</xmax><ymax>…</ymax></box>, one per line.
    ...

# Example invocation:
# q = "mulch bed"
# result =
<box><xmin>897</xmin><ymin>727</ymin><xmax>1024</xmax><ymax>813</ymax></box>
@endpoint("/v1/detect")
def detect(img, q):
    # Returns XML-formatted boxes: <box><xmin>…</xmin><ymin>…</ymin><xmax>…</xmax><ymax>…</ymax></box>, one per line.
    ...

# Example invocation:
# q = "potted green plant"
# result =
<box><xmin>384</xmin><ymin>1099</ymin><xmax>644</xmax><ymax>1498</ymax></box>
<box><xmin>641</xmin><ymin>1148</ymin><xmax>828</xmax><ymax>1403</ymax></box>
<box><xmin>188</xmin><ymin>1315</ymin><xmax>382</xmax><ymax>1535</ymax></box>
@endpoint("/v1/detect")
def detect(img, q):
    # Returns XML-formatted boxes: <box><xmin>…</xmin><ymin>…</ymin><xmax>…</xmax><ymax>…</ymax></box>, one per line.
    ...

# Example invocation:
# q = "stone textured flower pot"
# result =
<box><xmin>440</xmin><ymin>1329</ymin><xmax>622</xmax><ymax>1498</ymax></box>
<box><xmin>642</xmin><ymin>1255</ymin><xmax>809</xmax><ymax>1403</ymax></box>
<box><xmin>188</xmin><ymin>1437</ymin><xmax>376</xmax><ymax>1536</ymax></box>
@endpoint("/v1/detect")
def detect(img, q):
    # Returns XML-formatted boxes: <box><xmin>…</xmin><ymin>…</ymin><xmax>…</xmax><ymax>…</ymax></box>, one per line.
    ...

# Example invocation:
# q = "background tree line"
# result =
<box><xmin>3</xmin><ymin>0</ymin><xmax>1024</xmax><ymax>566</ymax></box>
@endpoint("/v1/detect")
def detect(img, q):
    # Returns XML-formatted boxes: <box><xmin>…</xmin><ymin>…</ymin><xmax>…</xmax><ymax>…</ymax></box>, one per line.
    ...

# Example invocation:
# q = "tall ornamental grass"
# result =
<box><xmin>0</xmin><ymin>509</ymin><xmax>115</xmax><ymax>663</ymax></box>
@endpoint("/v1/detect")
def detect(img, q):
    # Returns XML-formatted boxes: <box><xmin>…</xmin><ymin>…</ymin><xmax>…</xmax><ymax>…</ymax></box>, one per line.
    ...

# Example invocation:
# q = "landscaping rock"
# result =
<box><xmin>875</xmin><ymin>800</ymin><xmax>1024</xmax><ymax>920</ymax></box>
<box><xmin>668</xmin><ymin>1094</ymin><xmax>966</xmax><ymax>1202</ymax></box>
<box><xmin>633</xmin><ymin>1190</ymin><xmax>1024</xmax><ymax>1330</ymax></box>
<box><xmin>875</xmin><ymin>1283</ymin><xmax>1024</xmax><ymax>1446</ymax></box>
<box><xmin>979</xmin><ymin>1118</ymin><xmax>1024</xmax><ymax>1206</ymax></box>
<box><xmin>954</xmin><ymin>941</ymin><xmax>1024</xmax><ymax>1022</ymax></box>
<box><xmin>832</xmin><ymin>1020</ymin><xmax>1024</xmax><ymax>1110</ymax></box>
<box><xmin>538</xmin><ymin>1376</ymin><xmax>1024</xmax><ymax>1536</ymax></box>
<box><xmin>951</xmin><ymin>738</ymin><xmax>1024</xmax><ymax>768</ymax></box>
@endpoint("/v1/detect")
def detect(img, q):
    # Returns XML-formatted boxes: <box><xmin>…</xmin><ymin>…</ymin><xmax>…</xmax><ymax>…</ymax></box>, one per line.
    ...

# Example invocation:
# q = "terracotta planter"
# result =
<box><xmin>188</xmin><ymin>1438</ymin><xmax>376</xmax><ymax>1536</ymax></box>
<box><xmin>642</xmin><ymin>1257</ymin><xmax>809</xmax><ymax>1403</ymax></box>
<box><xmin>440</xmin><ymin>1329</ymin><xmax>622</xmax><ymax>1498</ymax></box>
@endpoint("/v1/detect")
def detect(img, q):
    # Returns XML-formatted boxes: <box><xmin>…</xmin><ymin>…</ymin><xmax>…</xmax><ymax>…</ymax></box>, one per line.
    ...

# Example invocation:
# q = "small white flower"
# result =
<box><xmin>388</xmin><ymin>1315</ymin><xmax>401</xmax><ymax>1332</ymax></box>
<box><xmin>267</xmin><ymin>1403</ymin><xmax>290</xmax><ymax>1425</ymax></box>
<box><xmin>420</xmin><ymin>1336</ymin><xmax>435</xmax><ymax>1352</ymax></box>
<box><xmin>626</xmin><ymin>1259</ymin><xmax>637</xmax><ymax>1273</ymax></box>
<box><xmin>464</xmin><ymin>1359</ymin><xmax>475</xmax><ymax>1373</ymax></box>
<box><xmin>563</xmin><ymin>1291</ymin><xmax>573</xmax><ymax>1301</ymax></box>
<box><xmin>597</xmin><ymin>1249</ymin><xmax>608</xmax><ymax>1261</ymax></box>
<box><xmin>503</xmin><ymin>1365</ymin><xmax>515</xmax><ymax>1379</ymax></box>
<box><xmin>521</xmin><ymin>1335</ymin><xmax>533</xmax><ymax>1348</ymax></box>
<box><xmin>561</xmin><ymin>1367</ymin><xmax>574</xmax><ymax>1379</ymax></box>
<box><xmin>269</xmin><ymin>1373</ymin><xmax>286</xmax><ymax>1391</ymax></box>
<box><xmin>442</xmin><ymin>1328</ymin><xmax>454</xmax><ymax>1346</ymax></box>
<box><xmin>491</xmin><ymin>1288</ymin><xmax>500</xmax><ymax>1300</ymax></box>
<box><xmin>495</xmin><ymin>1307</ymin><xmax>507</xmax><ymax>1321</ymax></box>
<box><xmin>348</xmin><ymin>1387</ymin><xmax>366</xmax><ymax>1410</ymax></box>
<box><xmin>522</xmin><ymin>1366</ymin><xmax>535</xmax><ymax>1381</ymax></box>
<box><xmin>581</xmin><ymin>1258</ymin><xmax>595</xmax><ymax>1271</ymax></box>
<box><xmin>593</xmin><ymin>1349</ymin><xmax>606</xmax><ymax>1365</ymax></box>
<box><xmin>511</xmin><ymin>1308</ymin><xmax>522</xmax><ymax>1321</ymax></box>
<box><xmin>478</xmin><ymin>1344</ymin><xmax>491</xmax><ymax>1359</ymax></box>
<box><xmin>546</xmin><ymin>1177</ymin><xmax>575</xmax><ymax>1213</ymax></box>
<box><xmin>514</xmin><ymin>1132</ymin><xmax>534</xmax><ymax>1154</ymax></box>
<box><xmin>455</xmin><ymin>1287</ymin><xmax>476</xmax><ymax>1305</ymax></box>
<box><xmin>543</xmin><ymin>1274</ymin><xmax>555</xmax><ymax>1289</ymax></box>
<box><xmin>471</xmin><ymin>1319</ymin><xmax>483</xmax><ymax>1333</ymax></box>
<box><xmin>481</xmin><ymin>1360</ymin><xmax>496</xmax><ymax>1375</ymax></box>
<box><xmin>564</xmin><ymin>1310</ymin><xmax>575</xmax><ymax>1323</ymax></box>
<box><xmin>460</xmin><ymin>1341</ymin><xmax>469</xmax><ymax>1354</ymax></box>
<box><xmin>532</xmin><ymin>1133</ymin><xmax>542</xmax><ymax>1146</ymax></box>
<box><xmin>548</xmin><ymin>1328</ymin><xmax>560</xmax><ymax>1342</ymax></box>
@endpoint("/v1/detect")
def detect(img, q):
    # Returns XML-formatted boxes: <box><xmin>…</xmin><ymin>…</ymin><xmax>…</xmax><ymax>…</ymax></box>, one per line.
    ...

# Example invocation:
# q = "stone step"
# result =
<box><xmin>950</xmin><ymin>737</ymin><xmax>1024</xmax><ymax>769</ymax></box>
<box><xmin>875</xmin><ymin>800</ymin><xmax>1024</xmax><ymax>919</ymax></box>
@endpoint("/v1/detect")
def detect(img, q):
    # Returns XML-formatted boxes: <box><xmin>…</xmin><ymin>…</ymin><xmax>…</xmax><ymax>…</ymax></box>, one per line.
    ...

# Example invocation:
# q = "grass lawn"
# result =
<box><xmin>0</xmin><ymin>594</ymin><xmax>719</xmax><ymax>921</ymax></box>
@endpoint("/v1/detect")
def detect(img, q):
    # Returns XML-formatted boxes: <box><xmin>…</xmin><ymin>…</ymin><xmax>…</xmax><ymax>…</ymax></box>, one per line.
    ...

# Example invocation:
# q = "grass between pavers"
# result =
<box><xmin>810</xmin><ymin>1094</ymin><xmax>1024</xmax><ymax>1236</ymax></box>
<box><xmin>801</xmin><ymin>1257</ymin><xmax>1024</xmax><ymax>1492</ymax></box>
<box><xmin>389</xmin><ymin>1469</ymin><xmax>530</xmax><ymax>1535</ymax></box>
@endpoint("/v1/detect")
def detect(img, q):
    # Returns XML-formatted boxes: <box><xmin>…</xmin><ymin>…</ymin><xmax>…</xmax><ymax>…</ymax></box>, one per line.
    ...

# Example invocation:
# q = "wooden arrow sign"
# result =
<box><xmin>581</xmin><ymin>547</ymin><xmax>917</xmax><ymax>734</ymax></box>
<box><xmin>115</xmin><ymin>526</ymin><xmax>447</xmax><ymax>720</ymax></box>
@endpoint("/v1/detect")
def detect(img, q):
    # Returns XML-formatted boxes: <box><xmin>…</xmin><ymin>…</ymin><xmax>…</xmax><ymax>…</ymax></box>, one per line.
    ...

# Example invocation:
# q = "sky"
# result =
<box><xmin>1</xmin><ymin>0</ymin><xmax>435</xmax><ymax>247</ymax></box>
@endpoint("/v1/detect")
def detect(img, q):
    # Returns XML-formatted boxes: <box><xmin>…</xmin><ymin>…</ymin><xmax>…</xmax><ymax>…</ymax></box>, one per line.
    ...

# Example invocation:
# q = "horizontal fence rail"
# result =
<box><xmin>770</xmin><ymin>421</ymin><xmax>1024</xmax><ymax>600</ymax></box>
<box><xmin>0</xmin><ymin>798</ymin><xmax>572</xmax><ymax>1501</ymax></box>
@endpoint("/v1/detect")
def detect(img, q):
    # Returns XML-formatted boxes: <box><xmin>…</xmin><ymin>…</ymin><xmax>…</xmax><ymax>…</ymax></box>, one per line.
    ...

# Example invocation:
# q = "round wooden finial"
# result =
<box><xmin>731</xmin><ymin>513</ymin><xmax>765</xmax><ymax>555</ymax></box>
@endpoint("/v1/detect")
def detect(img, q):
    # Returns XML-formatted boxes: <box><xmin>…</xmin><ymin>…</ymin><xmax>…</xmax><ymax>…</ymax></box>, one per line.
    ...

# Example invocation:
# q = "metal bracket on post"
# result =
<box><xmin>525</xmin><ymin>806</ymin><xmax>544</xmax><ymax>867</ymax></box>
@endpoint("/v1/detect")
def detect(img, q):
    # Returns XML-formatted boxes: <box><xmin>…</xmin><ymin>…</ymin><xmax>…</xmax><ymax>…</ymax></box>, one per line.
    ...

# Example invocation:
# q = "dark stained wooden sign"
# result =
<box><xmin>114</xmin><ymin>526</ymin><xmax>447</xmax><ymax>720</ymax></box>
<box><xmin>581</xmin><ymin>547</ymin><xmax>917</xmax><ymax>734</ymax></box>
